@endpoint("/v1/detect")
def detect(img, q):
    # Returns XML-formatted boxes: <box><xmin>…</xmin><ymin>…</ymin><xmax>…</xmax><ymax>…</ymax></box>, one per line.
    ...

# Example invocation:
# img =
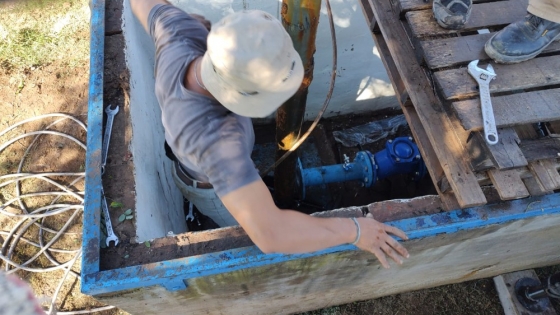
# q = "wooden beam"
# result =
<box><xmin>529</xmin><ymin>159</ymin><xmax>560</xmax><ymax>191</ymax></box>
<box><xmin>487</xmin><ymin>128</ymin><xmax>527</xmax><ymax>170</ymax></box>
<box><xmin>365</xmin><ymin>0</ymin><xmax>487</xmax><ymax>208</ymax></box>
<box><xmin>437</xmin><ymin>57</ymin><xmax>560</xmax><ymax>101</ymax></box>
<box><xmin>421</xmin><ymin>33</ymin><xmax>560</xmax><ymax>69</ymax></box>
<box><xmin>359</xmin><ymin>0</ymin><xmax>460</xmax><ymax>210</ymax></box>
<box><xmin>523</xmin><ymin>176</ymin><xmax>554</xmax><ymax>196</ymax></box>
<box><xmin>488</xmin><ymin>168</ymin><xmax>529</xmax><ymax>200</ymax></box>
<box><xmin>398</xmin><ymin>0</ymin><xmax>496</xmax><ymax>15</ymax></box>
<box><xmin>519</xmin><ymin>138</ymin><xmax>560</xmax><ymax>161</ymax></box>
<box><xmin>453</xmin><ymin>89</ymin><xmax>560</xmax><ymax>131</ymax></box>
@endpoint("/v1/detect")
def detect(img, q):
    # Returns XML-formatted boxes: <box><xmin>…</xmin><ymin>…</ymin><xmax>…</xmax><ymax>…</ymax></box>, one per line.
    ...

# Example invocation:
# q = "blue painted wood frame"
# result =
<box><xmin>82</xmin><ymin>0</ymin><xmax>105</xmax><ymax>277</ymax></box>
<box><xmin>81</xmin><ymin>0</ymin><xmax>560</xmax><ymax>297</ymax></box>
<box><xmin>82</xmin><ymin>183</ymin><xmax>560</xmax><ymax>295</ymax></box>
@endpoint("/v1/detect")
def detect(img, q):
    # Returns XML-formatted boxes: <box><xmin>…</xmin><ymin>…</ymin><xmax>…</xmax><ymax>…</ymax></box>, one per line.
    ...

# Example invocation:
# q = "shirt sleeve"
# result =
<box><xmin>148</xmin><ymin>5</ymin><xmax>208</xmax><ymax>96</ymax></box>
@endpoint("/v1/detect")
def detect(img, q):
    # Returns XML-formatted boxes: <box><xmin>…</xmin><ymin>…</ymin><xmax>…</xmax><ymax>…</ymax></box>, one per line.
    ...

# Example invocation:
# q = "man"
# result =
<box><xmin>433</xmin><ymin>0</ymin><xmax>559</xmax><ymax>64</ymax></box>
<box><xmin>130</xmin><ymin>0</ymin><xmax>409</xmax><ymax>269</ymax></box>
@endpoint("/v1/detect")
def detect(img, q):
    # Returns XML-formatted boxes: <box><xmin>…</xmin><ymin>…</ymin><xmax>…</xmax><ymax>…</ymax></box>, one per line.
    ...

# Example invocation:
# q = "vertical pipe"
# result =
<box><xmin>275</xmin><ymin>0</ymin><xmax>322</xmax><ymax>207</ymax></box>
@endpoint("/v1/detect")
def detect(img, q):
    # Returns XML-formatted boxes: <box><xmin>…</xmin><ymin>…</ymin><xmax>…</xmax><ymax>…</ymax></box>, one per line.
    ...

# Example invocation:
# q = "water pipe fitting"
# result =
<box><xmin>296</xmin><ymin>137</ymin><xmax>426</xmax><ymax>199</ymax></box>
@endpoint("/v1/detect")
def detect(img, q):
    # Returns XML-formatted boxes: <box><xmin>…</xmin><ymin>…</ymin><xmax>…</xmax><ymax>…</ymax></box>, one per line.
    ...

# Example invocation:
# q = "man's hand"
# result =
<box><xmin>223</xmin><ymin>180</ymin><xmax>410</xmax><ymax>269</ymax></box>
<box><xmin>355</xmin><ymin>213</ymin><xmax>409</xmax><ymax>269</ymax></box>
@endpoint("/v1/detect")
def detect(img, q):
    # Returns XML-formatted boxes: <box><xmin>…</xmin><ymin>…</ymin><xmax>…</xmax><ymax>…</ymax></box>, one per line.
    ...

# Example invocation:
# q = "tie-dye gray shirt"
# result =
<box><xmin>149</xmin><ymin>5</ymin><xmax>260</xmax><ymax>197</ymax></box>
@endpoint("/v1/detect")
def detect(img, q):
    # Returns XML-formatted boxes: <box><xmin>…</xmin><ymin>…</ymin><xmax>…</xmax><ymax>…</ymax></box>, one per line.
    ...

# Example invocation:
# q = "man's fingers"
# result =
<box><xmin>382</xmin><ymin>244</ymin><xmax>403</xmax><ymax>265</ymax></box>
<box><xmin>371</xmin><ymin>248</ymin><xmax>390</xmax><ymax>269</ymax></box>
<box><xmin>387</xmin><ymin>237</ymin><xmax>410</xmax><ymax>258</ymax></box>
<box><xmin>385</xmin><ymin>224</ymin><xmax>408</xmax><ymax>240</ymax></box>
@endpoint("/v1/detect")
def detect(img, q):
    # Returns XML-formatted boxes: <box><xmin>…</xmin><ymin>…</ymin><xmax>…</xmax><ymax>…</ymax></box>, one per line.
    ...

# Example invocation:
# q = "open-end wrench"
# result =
<box><xmin>185</xmin><ymin>201</ymin><xmax>201</xmax><ymax>226</ymax></box>
<box><xmin>101</xmin><ymin>105</ymin><xmax>119</xmax><ymax>174</ymax></box>
<box><xmin>186</xmin><ymin>201</ymin><xmax>194</xmax><ymax>222</ymax></box>
<box><xmin>101</xmin><ymin>188</ymin><xmax>119</xmax><ymax>247</ymax></box>
<box><xmin>467</xmin><ymin>60</ymin><xmax>498</xmax><ymax>145</ymax></box>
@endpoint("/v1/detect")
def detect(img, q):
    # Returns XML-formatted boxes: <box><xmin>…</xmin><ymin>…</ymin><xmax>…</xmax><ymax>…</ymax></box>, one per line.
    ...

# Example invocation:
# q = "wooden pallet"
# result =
<box><xmin>359</xmin><ymin>0</ymin><xmax>560</xmax><ymax>210</ymax></box>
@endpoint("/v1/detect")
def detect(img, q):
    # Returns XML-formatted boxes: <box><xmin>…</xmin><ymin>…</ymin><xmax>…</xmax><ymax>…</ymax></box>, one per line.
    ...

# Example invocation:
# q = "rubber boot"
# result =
<box><xmin>485</xmin><ymin>13</ymin><xmax>560</xmax><ymax>64</ymax></box>
<box><xmin>433</xmin><ymin>0</ymin><xmax>472</xmax><ymax>30</ymax></box>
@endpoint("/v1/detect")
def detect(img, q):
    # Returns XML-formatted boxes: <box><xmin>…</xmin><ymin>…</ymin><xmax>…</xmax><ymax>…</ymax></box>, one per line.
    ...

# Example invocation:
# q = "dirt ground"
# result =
<box><xmin>0</xmin><ymin>0</ymin><xmax>559</xmax><ymax>314</ymax></box>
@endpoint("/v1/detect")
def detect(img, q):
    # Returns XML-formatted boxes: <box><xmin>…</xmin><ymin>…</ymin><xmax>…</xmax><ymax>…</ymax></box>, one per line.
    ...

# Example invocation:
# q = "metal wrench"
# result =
<box><xmin>185</xmin><ymin>201</ymin><xmax>200</xmax><ymax>226</ymax></box>
<box><xmin>467</xmin><ymin>60</ymin><xmax>498</xmax><ymax>145</ymax></box>
<box><xmin>101</xmin><ymin>188</ymin><xmax>119</xmax><ymax>247</ymax></box>
<box><xmin>186</xmin><ymin>201</ymin><xmax>194</xmax><ymax>222</ymax></box>
<box><xmin>101</xmin><ymin>105</ymin><xmax>119</xmax><ymax>174</ymax></box>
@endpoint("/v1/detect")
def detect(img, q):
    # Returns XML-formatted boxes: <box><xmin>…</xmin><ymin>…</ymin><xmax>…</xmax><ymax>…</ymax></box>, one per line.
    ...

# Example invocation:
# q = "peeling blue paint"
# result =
<box><xmin>82</xmin><ymin>0</ymin><xmax>105</xmax><ymax>278</ymax></box>
<box><xmin>82</xmin><ymin>192</ymin><xmax>560</xmax><ymax>295</ymax></box>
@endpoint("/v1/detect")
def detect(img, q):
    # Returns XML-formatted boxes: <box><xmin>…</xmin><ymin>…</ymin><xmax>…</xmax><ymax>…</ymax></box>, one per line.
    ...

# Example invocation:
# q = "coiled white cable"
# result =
<box><xmin>0</xmin><ymin>114</ymin><xmax>115</xmax><ymax>314</ymax></box>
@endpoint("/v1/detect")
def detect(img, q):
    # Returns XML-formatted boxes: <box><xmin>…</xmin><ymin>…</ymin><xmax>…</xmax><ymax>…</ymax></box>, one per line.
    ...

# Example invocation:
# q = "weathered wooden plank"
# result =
<box><xmin>359</xmin><ymin>0</ymin><xmax>460</xmax><ymax>210</ymax></box>
<box><xmin>529</xmin><ymin>159</ymin><xmax>560</xmax><ymax>191</ymax></box>
<box><xmin>406</xmin><ymin>0</ymin><xmax>528</xmax><ymax>38</ymax></box>
<box><xmin>519</xmin><ymin>138</ymin><xmax>560</xmax><ymax>161</ymax></box>
<box><xmin>494</xmin><ymin>270</ymin><xmax>557</xmax><ymax>315</ymax></box>
<box><xmin>465</xmin><ymin>131</ymin><xmax>495</xmax><ymax>171</ymax></box>
<box><xmin>469</xmin><ymin>139</ymin><xmax>493</xmax><ymax>171</ymax></box>
<box><xmin>487</xmin><ymin>128</ymin><xmax>527</xmax><ymax>169</ymax></box>
<box><xmin>523</xmin><ymin>176</ymin><xmax>553</xmax><ymax>196</ymax></box>
<box><xmin>366</xmin><ymin>0</ymin><xmax>486</xmax><ymax>208</ymax></box>
<box><xmin>488</xmin><ymin>169</ymin><xmax>529</xmax><ymax>200</ymax></box>
<box><xmin>437</xmin><ymin>57</ymin><xmax>560</xmax><ymax>101</ymax></box>
<box><xmin>462</xmin><ymin>129</ymin><xmax>527</xmax><ymax>172</ymax></box>
<box><xmin>97</xmin><ymin>205</ymin><xmax>560</xmax><ymax>315</ymax></box>
<box><xmin>359</xmin><ymin>0</ymin><xmax>378</xmax><ymax>32</ymax></box>
<box><xmin>472</xmin><ymin>162</ymin><xmax>560</xmax><ymax>187</ymax></box>
<box><xmin>398</xmin><ymin>0</ymin><xmax>498</xmax><ymax>15</ymax></box>
<box><xmin>515</xmin><ymin>124</ymin><xmax>539</xmax><ymax>140</ymax></box>
<box><xmin>548</xmin><ymin>121</ymin><xmax>560</xmax><ymax>134</ymax></box>
<box><xmin>403</xmin><ymin>103</ymin><xmax>461</xmax><ymax>210</ymax></box>
<box><xmin>422</xmin><ymin>33</ymin><xmax>560</xmax><ymax>69</ymax></box>
<box><xmin>453</xmin><ymin>89</ymin><xmax>560</xmax><ymax>130</ymax></box>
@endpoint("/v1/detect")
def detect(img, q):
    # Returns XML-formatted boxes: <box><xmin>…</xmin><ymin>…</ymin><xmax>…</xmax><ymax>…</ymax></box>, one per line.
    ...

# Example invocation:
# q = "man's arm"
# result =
<box><xmin>130</xmin><ymin>0</ymin><xmax>170</xmax><ymax>32</ymax></box>
<box><xmin>130</xmin><ymin>0</ymin><xmax>211</xmax><ymax>33</ymax></box>
<box><xmin>222</xmin><ymin>179</ymin><xmax>409</xmax><ymax>269</ymax></box>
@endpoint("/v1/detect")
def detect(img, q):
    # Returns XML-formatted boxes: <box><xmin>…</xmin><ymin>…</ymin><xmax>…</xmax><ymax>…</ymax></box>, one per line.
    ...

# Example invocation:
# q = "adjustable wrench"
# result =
<box><xmin>467</xmin><ymin>60</ymin><xmax>498</xmax><ymax>145</ymax></box>
<box><xmin>101</xmin><ymin>105</ymin><xmax>119</xmax><ymax>174</ymax></box>
<box><xmin>101</xmin><ymin>187</ymin><xmax>119</xmax><ymax>247</ymax></box>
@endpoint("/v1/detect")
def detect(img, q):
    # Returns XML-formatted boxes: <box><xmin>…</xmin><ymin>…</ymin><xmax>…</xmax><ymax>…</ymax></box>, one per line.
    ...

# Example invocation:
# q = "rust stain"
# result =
<box><xmin>279</xmin><ymin>133</ymin><xmax>298</xmax><ymax>150</ymax></box>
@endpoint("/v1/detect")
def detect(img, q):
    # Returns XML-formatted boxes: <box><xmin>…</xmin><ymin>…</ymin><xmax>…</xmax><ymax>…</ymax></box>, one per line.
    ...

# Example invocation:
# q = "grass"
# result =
<box><xmin>0</xmin><ymin>0</ymin><xmax>89</xmax><ymax>72</ymax></box>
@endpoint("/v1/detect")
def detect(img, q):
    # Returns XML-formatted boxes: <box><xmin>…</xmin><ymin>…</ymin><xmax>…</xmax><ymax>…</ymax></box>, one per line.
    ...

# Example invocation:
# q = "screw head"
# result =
<box><xmin>408</xmin><ymin>137</ymin><xmax>413</xmax><ymax>141</ymax></box>
<box><xmin>415</xmin><ymin>155</ymin><xmax>421</xmax><ymax>160</ymax></box>
<box><xmin>396</xmin><ymin>157</ymin><xmax>401</xmax><ymax>162</ymax></box>
<box><xmin>388</xmin><ymin>139</ymin><xmax>393</xmax><ymax>143</ymax></box>
<box><xmin>415</xmin><ymin>172</ymin><xmax>419</xmax><ymax>176</ymax></box>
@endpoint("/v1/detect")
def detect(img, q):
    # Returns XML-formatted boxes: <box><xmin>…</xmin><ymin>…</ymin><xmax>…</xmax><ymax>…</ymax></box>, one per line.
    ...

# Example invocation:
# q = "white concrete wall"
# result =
<box><xmin>123</xmin><ymin>0</ymin><xmax>187</xmax><ymax>242</ymax></box>
<box><xmin>178</xmin><ymin>0</ymin><xmax>398</xmax><ymax>119</ymax></box>
<box><xmin>121</xmin><ymin>0</ymin><xmax>397</xmax><ymax>241</ymax></box>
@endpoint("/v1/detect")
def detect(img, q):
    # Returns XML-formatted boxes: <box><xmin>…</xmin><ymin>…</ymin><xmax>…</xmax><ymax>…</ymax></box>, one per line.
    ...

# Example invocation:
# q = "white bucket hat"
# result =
<box><xmin>200</xmin><ymin>10</ymin><xmax>304</xmax><ymax>118</ymax></box>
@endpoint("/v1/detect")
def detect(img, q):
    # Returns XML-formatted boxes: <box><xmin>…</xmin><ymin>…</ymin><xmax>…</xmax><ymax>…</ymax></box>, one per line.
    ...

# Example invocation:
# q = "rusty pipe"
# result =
<box><xmin>274</xmin><ymin>0</ymin><xmax>322</xmax><ymax>207</ymax></box>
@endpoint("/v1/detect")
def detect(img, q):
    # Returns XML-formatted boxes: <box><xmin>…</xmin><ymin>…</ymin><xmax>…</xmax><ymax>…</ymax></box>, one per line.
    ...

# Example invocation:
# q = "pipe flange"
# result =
<box><xmin>354</xmin><ymin>151</ymin><xmax>375</xmax><ymax>188</ymax></box>
<box><xmin>387</xmin><ymin>137</ymin><xmax>420</xmax><ymax>164</ymax></box>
